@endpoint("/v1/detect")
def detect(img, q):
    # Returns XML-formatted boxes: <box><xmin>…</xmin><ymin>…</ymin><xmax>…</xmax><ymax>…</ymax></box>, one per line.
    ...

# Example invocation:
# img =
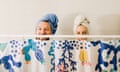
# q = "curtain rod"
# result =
<box><xmin>0</xmin><ymin>35</ymin><xmax>120</xmax><ymax>38</ymax></box>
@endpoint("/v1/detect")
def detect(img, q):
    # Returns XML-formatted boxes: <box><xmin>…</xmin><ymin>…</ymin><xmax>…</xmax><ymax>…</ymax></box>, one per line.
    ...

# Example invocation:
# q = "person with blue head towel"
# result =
<box><xmin>35</xmin><ymin>13</ymin><xmax>59</xmax><ymax>40</ymax></box>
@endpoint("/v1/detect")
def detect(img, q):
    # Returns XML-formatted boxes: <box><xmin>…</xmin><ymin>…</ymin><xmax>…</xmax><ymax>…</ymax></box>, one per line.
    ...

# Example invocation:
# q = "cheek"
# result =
<box><xmin>45</xmin><ymin>27</ymin><xmax>52</xmax><ymax>34</ymax></box>
<box><xmin>48</xmin><ymin>29</ymin><xmax>52</xmax><ymax>34</ymax></box>
<box><xmin>85</xmin><ymin>31</ymin><xmax>89</xmax><ymax>35</ymax></box>
<box><xmin>47</xmin><ymin>30</ymin><xmax>52</xmax><ymax>34</ymax></box>
<box><xmin>36</xmin><ymin>29</ymin><xmax>43</xmax><ymax>34</ymax></box>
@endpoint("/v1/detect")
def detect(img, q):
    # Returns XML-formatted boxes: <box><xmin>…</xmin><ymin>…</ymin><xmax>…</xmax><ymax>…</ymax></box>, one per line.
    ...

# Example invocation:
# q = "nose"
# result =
<box><xmin>39</xmin><ymin>29</ymin><xmax>46</xmax><ymax>35</ymax></box>
<box><xmin>77</xmin><ymin>32</ymin><xmax>85</xmax><ymax>40</ymax></box>
<box><xmin>79</xmin><ymin>32</ymin><xmax>83</xmax><ymax>35</ymax></box>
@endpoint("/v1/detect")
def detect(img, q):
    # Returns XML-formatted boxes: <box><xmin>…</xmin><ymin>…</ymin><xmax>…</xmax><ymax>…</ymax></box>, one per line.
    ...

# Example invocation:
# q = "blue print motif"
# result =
<box><xmin>22</xmin><ymin>39</ymin><xmax>45</xmax><ymax>64</ymax></box>
<box><xmin>106</xmin><ymin>40</ymin><xmax>120</xmax><ymax>71</ymax></box>
<box><xmin>55</xmin><ymin>40</ymin><xmax>77</xmax><ymax>72</ymax></box>
<box><xmin>48</xmin><ymin>40</ymin><xmax>56</xmax><ymax>72</ymax></box>
<box><xmin>0</xmin><ymin>39</ymin><xmax>120</xmax><ymax>72</ymax></box>
<box><xmin>91</xmin><ymin>40</ymin><xmax>109</xmax><ymax>72</ymax></box>
<box><xmin>0</xmin><ymin>55</ymin><xmax>22</xmax><ymax>72</ymax></box>
<box><xmin>91</xmin><ymin>40</ymin><xmax>120</xmax><ymax>72</ymax></box>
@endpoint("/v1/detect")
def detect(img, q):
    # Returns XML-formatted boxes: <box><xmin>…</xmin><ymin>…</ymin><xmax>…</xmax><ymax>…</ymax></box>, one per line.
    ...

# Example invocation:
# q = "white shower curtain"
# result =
<box><xmin>0</xmin><ymin>39</ymin><xmax>120</xmax><ymax>72</ymax></box>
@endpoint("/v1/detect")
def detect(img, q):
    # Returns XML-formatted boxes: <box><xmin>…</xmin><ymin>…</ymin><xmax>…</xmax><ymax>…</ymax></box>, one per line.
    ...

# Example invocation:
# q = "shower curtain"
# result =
<box><xmin>0</xmin><ymin>39</ymin><xmax>120</xmax><ymax>72</ymax></box>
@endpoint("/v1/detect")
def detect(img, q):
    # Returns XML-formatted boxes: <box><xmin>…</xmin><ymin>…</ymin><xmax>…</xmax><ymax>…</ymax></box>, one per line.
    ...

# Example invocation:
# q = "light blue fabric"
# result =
<box><xmin>0</xmin><ymin>43</ymin><xmax>7</xmax><ymax>51</ymax></box>
<box><xmin>37</xmin><ymin>13</ymin><xmax>59</xmax><ymax>34</ymax></box>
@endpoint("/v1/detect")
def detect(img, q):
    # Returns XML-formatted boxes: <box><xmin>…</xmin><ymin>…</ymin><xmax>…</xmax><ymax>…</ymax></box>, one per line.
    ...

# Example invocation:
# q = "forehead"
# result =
<box><xmin>37</xmin><ymin>22</ymin><xmax>51</xmax><ymax>28</ymax></box>
<box><xmin>76</xmin><ymin>25</ymin><xmax>88</xmax><ymax>31</ymax></box>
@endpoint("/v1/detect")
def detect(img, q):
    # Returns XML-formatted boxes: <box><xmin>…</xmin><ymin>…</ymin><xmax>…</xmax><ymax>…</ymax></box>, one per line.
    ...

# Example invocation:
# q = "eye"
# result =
<box><xmin>44</xmin><ymin>28</ymin><xmax>49</xmax><ymax>31</ymax></box>
<box><xmin>77</xmin><ymin>32</ymin><xmax>80</xmax><ymax>34</ymax></box>
<box><xmin>36</xmin><ymin>27</ymin><xmax>41</xmax><ymax>31</ymax></box>
<box><xmin>82</xmin><ymin>32</ymin><xmax>87</xmax><ymax>35</ymax></box>
<box><xmin>39</xmin><ymin>28</ymin><xmax>42</xmax><ymax>30</ymax></box>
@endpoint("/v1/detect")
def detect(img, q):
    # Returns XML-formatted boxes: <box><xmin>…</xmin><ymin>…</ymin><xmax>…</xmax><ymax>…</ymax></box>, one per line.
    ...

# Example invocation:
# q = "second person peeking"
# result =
<box><xmin>73</xmin><ymin>14</ymin><xmax>90</xmax><ymax>40</ymax></box>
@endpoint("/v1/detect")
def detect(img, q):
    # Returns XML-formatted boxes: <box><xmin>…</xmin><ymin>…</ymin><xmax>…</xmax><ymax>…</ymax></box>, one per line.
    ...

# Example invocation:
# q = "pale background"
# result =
<box><xmin>0</xmin><ymin>0</ymin><xmax>120</xmax><ymax>72</ymax></box>
<box><xmin>0</xmin><ymin>0</ymin><xmax>120</xmax><ymax>35</ymax></box>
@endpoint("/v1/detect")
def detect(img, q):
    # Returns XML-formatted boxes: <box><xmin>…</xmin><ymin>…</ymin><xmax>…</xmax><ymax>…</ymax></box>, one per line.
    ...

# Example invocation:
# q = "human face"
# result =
<box><xmin>36</xmin><ymin>22</ymin><xmax>52</xmax><ymax>40</ymax></box>
<box><xmin>75</xmin><ymin>25</ymin><xmax>88</xmax><ymax>40</ymax></box>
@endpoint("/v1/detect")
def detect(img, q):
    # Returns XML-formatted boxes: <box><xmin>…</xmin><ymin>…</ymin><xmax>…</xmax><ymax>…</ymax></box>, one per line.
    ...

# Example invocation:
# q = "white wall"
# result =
<box><xmin>0</xmin><ymin>1</ymin><xmax>120</xmax><ymax>72</ymax></box>
<box><xmin>0</xmin><ymin>0</ymin><xmax>120</xmax><ymax>35</ymax></box>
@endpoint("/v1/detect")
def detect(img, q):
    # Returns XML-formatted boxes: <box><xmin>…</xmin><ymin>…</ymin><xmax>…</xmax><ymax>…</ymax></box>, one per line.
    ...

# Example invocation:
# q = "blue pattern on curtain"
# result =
<box><xmin>0</xmin><ymin>39</ymin><xmax>120</xmax><ymax>72</ymax></box>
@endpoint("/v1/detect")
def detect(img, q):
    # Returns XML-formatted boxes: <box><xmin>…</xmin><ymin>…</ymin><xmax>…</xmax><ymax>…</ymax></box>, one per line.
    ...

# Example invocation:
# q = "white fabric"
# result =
<box><xmin>0</xmin><ymin>39</ymin><xmax>120</xmax><ymax>72</ymax></box>
<box><xmin>73</xmin><ymin>14</ymin><xmax>90</xmax><ymax>34</ymax></box>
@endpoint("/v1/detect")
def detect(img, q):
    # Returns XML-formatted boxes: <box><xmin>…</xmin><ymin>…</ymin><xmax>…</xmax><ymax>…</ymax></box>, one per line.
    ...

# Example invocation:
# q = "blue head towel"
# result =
<box><xmin>37</xmin><ymin>13</ymin><xmax>59</xmax><ymax>34</ymax></box>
